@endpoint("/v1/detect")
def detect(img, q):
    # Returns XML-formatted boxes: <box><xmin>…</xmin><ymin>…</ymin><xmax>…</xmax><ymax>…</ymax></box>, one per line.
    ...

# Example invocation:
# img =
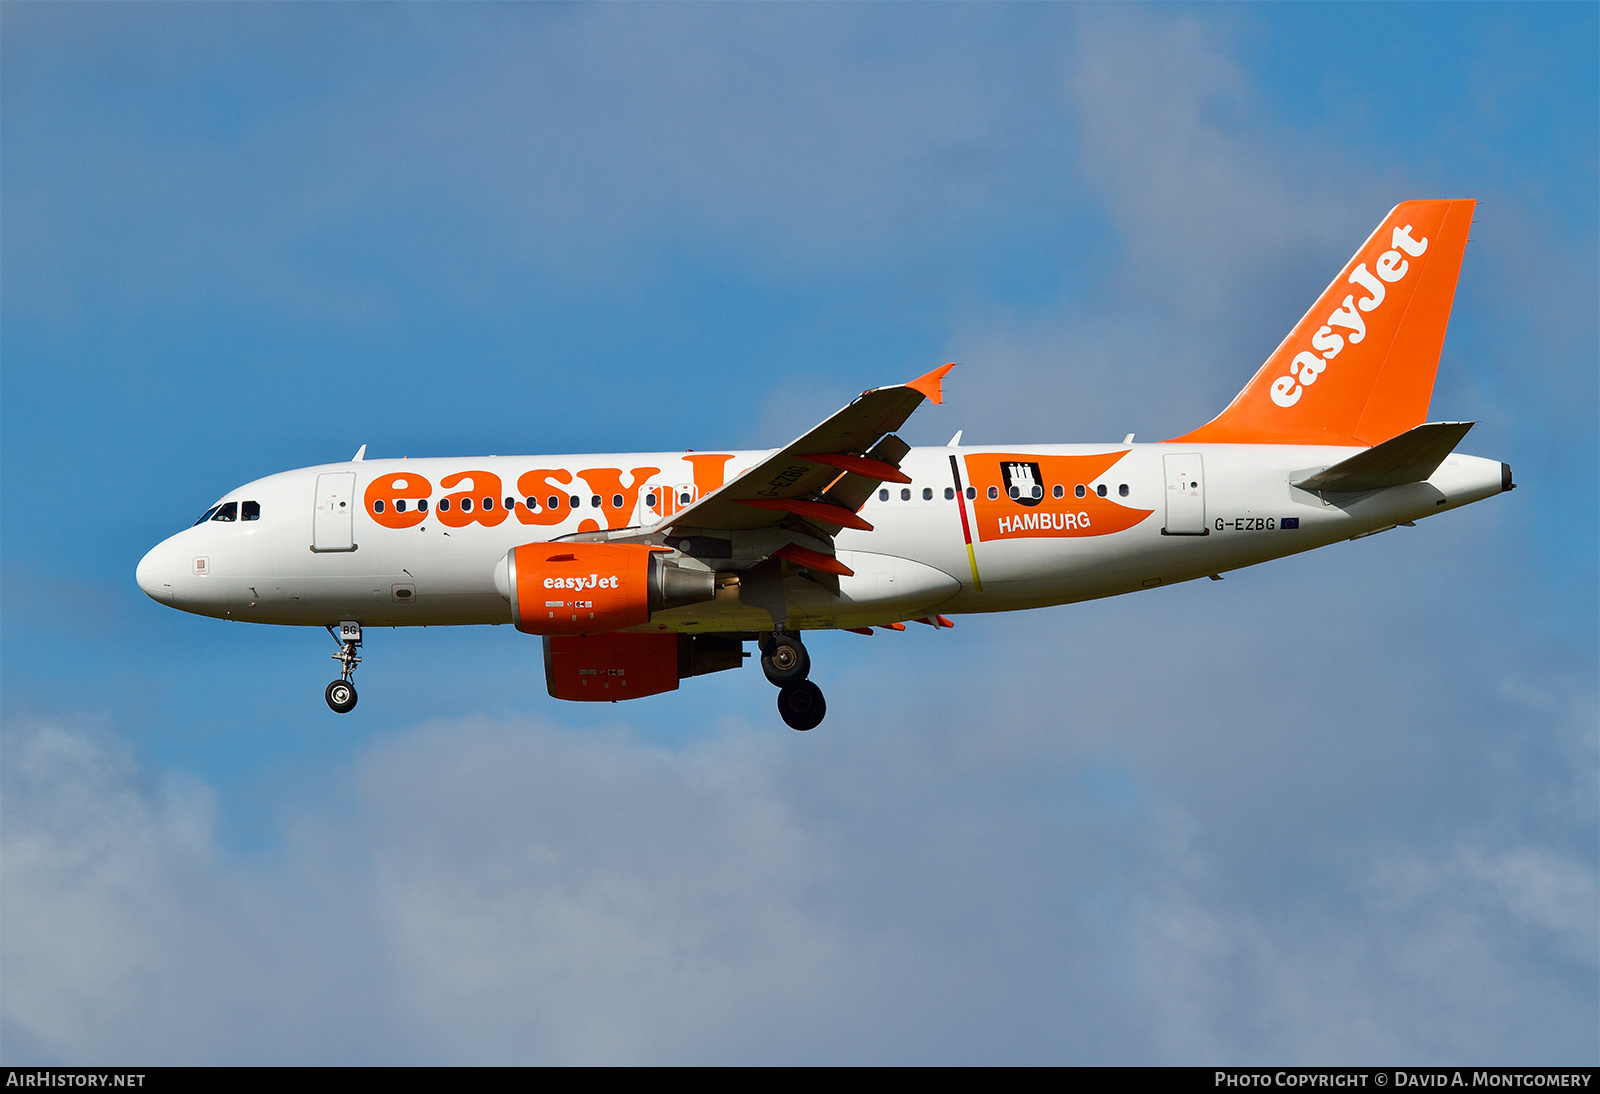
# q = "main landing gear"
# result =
<box><xmin>324</xmin><ymin>620</ymin><xmax>361</xmax><ymax>714</ymax></box>
<box><xmin>762</xmin><ymin>629</ymin><xmax>825</xmax><ymax>731</ymax></box>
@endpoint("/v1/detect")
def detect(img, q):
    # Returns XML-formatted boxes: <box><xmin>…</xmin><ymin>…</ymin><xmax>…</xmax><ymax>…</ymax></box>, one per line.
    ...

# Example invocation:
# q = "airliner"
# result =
<box><xmin>137</xmin><ymin>200</ymin><xmax>1511</xmax><ymax>730</ymax></box>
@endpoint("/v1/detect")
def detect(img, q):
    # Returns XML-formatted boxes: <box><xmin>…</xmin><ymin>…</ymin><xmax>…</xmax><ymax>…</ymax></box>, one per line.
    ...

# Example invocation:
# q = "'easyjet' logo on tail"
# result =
<box><xmin>1271</xmin><ymin>224</ymin><xmax>1429</xmax><ymax>409</ymax></box>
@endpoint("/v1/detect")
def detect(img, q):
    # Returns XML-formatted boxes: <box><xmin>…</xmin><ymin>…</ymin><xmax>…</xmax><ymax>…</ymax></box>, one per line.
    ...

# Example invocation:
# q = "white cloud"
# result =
<box><xmin>6</xmin><ymin>556</ymin><xmax>1594</xmax><ymax>1064</ymax></box>
<box><xmin>938</xmin><ymin>9</ymin><xmax>1386</xmax><ymax>448</ymax></box>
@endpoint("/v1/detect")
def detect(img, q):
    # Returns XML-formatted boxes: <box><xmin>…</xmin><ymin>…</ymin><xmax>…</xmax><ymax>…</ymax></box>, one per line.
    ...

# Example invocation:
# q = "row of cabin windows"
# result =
<box><xmin>371</xmin><ymin>492</ymin><xmax>660</xmax><ymax>516</ymax></box>
<box><xmin>882</xmin><ymin>487</ymin><xmax>971</xmax><ymax>502</ymax></box>
<box><xmin>876</xmin><ymin>484</ymin><xmax>1131</xmax><ymax>502</ymax></box>
<box><xmin>195</xmin><ymin>501</ymin><xmax>261</xmax><ymax>525</ymax></box>
<box><xmin>213</xmin><ymin>481</ymin><xmax>1139</xmax><ymax>524</ymax></box>
<box><xmin>199</xmin><ymin>482</ymin><xmax>1136</xmax><ymax>526</ymax></box>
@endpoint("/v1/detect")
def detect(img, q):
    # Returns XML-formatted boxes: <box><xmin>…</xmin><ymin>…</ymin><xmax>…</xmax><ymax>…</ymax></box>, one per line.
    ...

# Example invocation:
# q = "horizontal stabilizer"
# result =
<box><xmin>1290</xmin><ymin>421</ymin><xmax>1473</xmax><ymax>492</ymax></box>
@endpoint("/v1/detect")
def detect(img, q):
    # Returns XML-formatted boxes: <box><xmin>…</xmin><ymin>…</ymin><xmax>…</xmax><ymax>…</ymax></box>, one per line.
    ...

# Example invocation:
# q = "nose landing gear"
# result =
<box><xmin>325</xmin><ymin>620</ymin><xmax>361</xmax><ymax>714</ymax></box>
<box><xmin>762</xmin><ymin>629</ymin><xmax>825</xmax><ymax>731</ymax></box>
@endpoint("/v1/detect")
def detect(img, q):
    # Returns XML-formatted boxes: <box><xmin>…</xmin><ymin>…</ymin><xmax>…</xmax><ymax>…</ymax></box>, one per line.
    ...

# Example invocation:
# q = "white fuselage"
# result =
<box><xmin>135</xmin><ymin>442</ymin><xmax>1507</xmax><ymax>634</ymax></box>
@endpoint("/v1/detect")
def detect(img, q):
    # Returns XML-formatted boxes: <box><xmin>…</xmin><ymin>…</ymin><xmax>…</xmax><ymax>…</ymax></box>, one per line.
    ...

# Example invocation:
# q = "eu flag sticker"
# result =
<box><xmin>1281</xmin><ymin>517</ymin><xmax>1300</xmax><ymax>529</ymax></box>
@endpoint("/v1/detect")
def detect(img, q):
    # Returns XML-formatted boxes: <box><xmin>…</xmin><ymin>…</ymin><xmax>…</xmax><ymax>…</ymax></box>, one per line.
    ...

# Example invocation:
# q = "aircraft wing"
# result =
<box><xmin>661</xmin><ymin>364</ymin><xmax>953</xmax><ymax>537</ymax></box>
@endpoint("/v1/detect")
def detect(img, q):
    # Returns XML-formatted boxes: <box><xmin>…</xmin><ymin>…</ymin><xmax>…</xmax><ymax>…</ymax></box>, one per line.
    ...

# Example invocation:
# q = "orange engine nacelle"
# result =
<box><xmin>544</xmin><ymin>632</ymin><xmax>746</xmax><ymax>702</ymax></box>
<box><xmin>502</xmin><ymin>542</ymin><xmax>716</xmax><ymax>636</ymax></box>
<box><xmin>543</xmin><ymin>633</ymin><xmax>679</xmax><ymax>701</ymax></box>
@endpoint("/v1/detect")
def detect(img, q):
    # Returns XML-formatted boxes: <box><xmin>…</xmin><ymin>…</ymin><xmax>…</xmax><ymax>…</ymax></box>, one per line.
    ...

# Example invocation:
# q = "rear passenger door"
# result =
<box><xmin>1162</xmin><ymin>454</ymin><xmax>1207</xmax><ymax>535</ymax></box>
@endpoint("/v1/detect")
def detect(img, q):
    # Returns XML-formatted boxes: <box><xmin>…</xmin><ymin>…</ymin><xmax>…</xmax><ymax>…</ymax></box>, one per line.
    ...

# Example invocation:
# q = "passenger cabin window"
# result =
<box><xmin>922</xmin><ymin>488</ymin><xmax>933</xmax><ymax>500</ymax></box>
<box><xmin>900</xmin><ymin>488</ymin><xmax>911</xmax><ymax>501</ymax></box>
<box><xmin>569</xmin><ymin>495</ymin><xmax>580</xmax><ymax>509</ymax></box>
<box><xmin>417</xmin><ymin>498</ymin><xmax>427</xmax><ymax>512</ymax></box>
<box><xmin>241</xmin><ymin>500</ymin><xmax>260</xmax><ymax>521</ymax></box>
<box><xmin>988</xmin><ymin>486</ymin><xmax>999</xmax><ymax>500</ymax></box>
<box><xmin>1119</xmin><ymin>484</ymin><xmax>1129</xmax><ymax>497</ymax></box>
<box><xmin>211</xmin><ymin>502</ymin><xmax>238</xmax><ymax>522</ymax></box>
<box><xmin>944</xmin><ymin>488</ymin><xmax>954</xmax><ymax>500</ymax></box>
<box><xmin>1075</xmin><ymin>484</ymin><xmax>1086</xmax><ymax>498</ymax></box>
<box><xmin>394</xmin><ymin>500</ymin><xmax>406</xmax><ymax>513</ymax></box>
<box><xmin>611</xmin><ymin>494</ymin><xmax>623</xmax><ymax>509</ymax></box>
<box><xmin>194</xmin><ymin>505</ymin><xmax>221</xmax><ymax>526</ymax></box>
<box><xmin>1097</xmin><ymin>484</ymin><xmax>1107</xmax><ymax>498</ymax></box>
<box><xmin>645</xmin><ymin>493</ymin><xmax>658</xmax><ymax>508</ymax></box>
<box><xmin>438</xmin><ymin>498</ymin><xmax>450</xmax><ymax>512</ymax></box>
<box><xmin>374</xmin><ymin>499</ymin><xmax>387</xmax><ymax>514</ymax></box>
<box><xmin>879</xmin><ymin>489</ymin><xmax>889</xmax><ymax>502</ymax></box>
<box><xmin>679</xmin><ymin>492</ymin><xmax>693</xmax><ymax>505</ymax></box>
<box><xmin>506</xmin><ymin>496</ymin><xmax>516</xmax><ymax>510</ymax></box>
<box><xmin>548</xmin><ymin>495</ymin><xmax>561</xmax><ymax>509</ymax></box>
<box><xmin>966</xmin><ymin>487</ymin><xmax>975</xmax><ymax>500</ymax></box>
<box><xmin>1053</xmin><ymin>484</ymin><xmax>1064</xmax><ymax>499</ymax></box>
<box><xmin>481</xmin><ymin>497</ymin><xmax>493</xmax><ymax>511</ymax></box>
<box><xmin>590</xmin><ymin>496</ymin><xmax>601</xmax><ymax>508</ymax></box>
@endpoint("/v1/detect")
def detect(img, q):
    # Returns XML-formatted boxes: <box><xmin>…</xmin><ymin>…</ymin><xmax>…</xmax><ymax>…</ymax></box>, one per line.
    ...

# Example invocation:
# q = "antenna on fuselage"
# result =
<box><xmin>352</xmin><ymin>444</ymin><xmax>367</xmax><ymax>462</ymax></box>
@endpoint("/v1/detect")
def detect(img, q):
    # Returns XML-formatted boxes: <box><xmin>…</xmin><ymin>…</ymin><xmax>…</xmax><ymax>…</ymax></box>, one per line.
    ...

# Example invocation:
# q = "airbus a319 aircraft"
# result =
<box><xmin>138</xmin><ymin>200</ymin><xmax>1511</xmax><ymax>730</ymax></box>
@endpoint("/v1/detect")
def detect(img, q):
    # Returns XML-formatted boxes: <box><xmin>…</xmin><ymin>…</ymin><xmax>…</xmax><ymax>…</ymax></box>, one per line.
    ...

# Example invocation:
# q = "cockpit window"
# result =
<box><xmin>241</xmin><ymin>500</ymin><xmax>261</xmax><ymax>521</ymax></box>
<box><xmin>193</xmin><ymin>505</ymin><xmax>222</xmax><ymax>526</ymax></box>
<box><xmin>210</xmin><ymin>502</ymin><xmax>238</xmax><ymax>522</ymax></box>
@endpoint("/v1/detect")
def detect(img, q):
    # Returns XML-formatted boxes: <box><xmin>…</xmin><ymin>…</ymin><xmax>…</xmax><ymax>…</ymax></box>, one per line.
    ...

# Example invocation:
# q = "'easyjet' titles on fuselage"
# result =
<box><xmin>363</xmin><ymin>456</ymin><xmax>738</xmax><ymax>533</ymax></box>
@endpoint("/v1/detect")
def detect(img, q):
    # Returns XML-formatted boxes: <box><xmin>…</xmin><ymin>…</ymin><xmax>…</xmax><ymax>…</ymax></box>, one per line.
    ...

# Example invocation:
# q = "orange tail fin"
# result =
<box><xmin>1174</xmin><ymin>199</ymin><xmax>1476</xmax><ymax>447</ymax></box>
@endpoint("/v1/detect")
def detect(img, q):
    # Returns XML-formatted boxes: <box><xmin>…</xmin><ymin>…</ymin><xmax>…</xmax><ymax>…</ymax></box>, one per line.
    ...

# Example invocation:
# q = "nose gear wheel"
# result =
<box><xmin>325</xmin><ymin>679</ymin><xmax>358</xmax><ymax>714</ymax></box>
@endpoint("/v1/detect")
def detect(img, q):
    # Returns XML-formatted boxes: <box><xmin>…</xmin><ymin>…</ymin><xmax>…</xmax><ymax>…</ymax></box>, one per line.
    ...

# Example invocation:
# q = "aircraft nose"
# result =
<box><xmin>136</xmin><ymin>541</ymin><xmax>179</xmax><ymax>605</ymax></box>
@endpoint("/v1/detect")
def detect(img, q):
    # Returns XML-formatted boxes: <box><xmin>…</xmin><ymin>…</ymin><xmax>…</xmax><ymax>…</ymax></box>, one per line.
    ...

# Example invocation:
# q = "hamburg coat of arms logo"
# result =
<box><xmin>1001</xmin><ymin>461</ymin><xmax>1045</xmax><ymax>506</ymax></box>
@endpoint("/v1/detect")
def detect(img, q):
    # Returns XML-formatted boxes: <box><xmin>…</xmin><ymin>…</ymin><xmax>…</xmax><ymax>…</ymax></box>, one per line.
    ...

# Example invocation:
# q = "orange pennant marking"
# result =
<box><xmin>963</xmin><ymin>451</ymin><xmax>1153</xmax><ymax>542</ymax></box>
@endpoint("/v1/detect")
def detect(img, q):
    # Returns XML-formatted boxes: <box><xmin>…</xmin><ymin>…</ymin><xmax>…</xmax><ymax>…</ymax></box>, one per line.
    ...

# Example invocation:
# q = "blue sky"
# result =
<box><xmin>2</xmin><ymin>2</ymin><xmax>1595</xmax><ymax>1064</ymax></box>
